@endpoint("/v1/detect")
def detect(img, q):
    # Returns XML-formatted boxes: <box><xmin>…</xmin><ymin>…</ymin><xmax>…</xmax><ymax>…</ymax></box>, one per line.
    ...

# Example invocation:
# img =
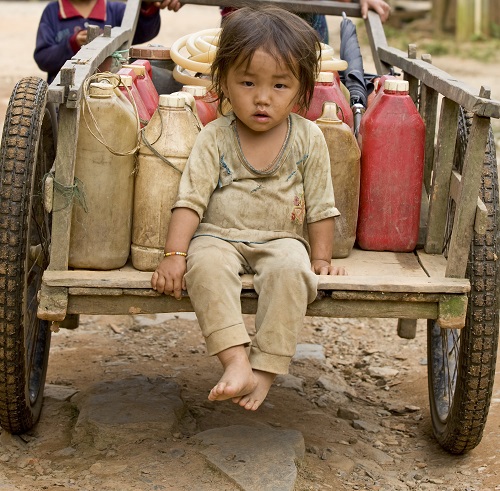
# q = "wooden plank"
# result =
<box><xmin>66</xmin><ymin>294</ymin><xmax>439</xmax><ymax>319</ymax></box>
<box><xmin>425</xmin><ymin>97</ymin><xmax>460</xmax><ymax>253</ymax></box>
<box><xmin>43</xmin><ymin>268</ymin><xmax>469</xmax><ymax>293</ymax></box>
<box><xmin>377</xmin><ymin>46</ymin><xmax>500</xmax><ymax>118</ymax></box>
<box><xmin>48</xmin><ymin>104</ymin><xmax>80</xmax><ymax>271</ymax></box>
<box><xmin>446</xmin><ymin>111</ymin><xmax>491</xmax><ymax>277</ymax></box>
<box><xmin>420</xmin><ymin>83</ymin><xmax>439</xmax><ymax>194</ymax></box>
<box><xmin>48</xmin><ymin>26</ymin><xmax>134</xmax><ymax>107</ymax></box>
<box><xmin>364</xmin><ymin>10</ymin><xmax>391</xmax><ymax>75</ymax></box>
<box><xmin>183</xmin><ymin>0</ymin><xmax>362</xmax><ymax>16</ymax></box>
<box><xmin>438</xmin><ymin>294</ymin><xmax>467</xmax><ymax>328</ymax></box>
<box><xmin>405</xmin><ymin>44</ymin><xmax>419</xmax><ymax>105</ymax></box>
<box><xmin>397</xmin><ymin>319</ymin><xmax>417</xmax><ymax>338</ymax></box>
<box><xmin>37</xmin><ymin>285</ymin><xmax>68</xmax><ymax>321</ymax></box>
<box><xmin>449</xmin><ymin>170</ymin><xmax>488</xmax><ymax>235</ymax></box>
<box><xmin>416</xmin><ymin>250</ymin><xmax>449</xmax><ymax>277</ymax></box>
<box><xmin>332</xmin><ymin>249</ymin><xmax>428</xmax><ymax>276</ymax></box>
<box><xmin>418</xmin><ymin>54</ymin><xmax>438</xmax><ymax>195</ymax></box>
<box><xmin>120</xmin><ymin>0</ymin><xmax>142</xmax><ymax>49</ymax></box>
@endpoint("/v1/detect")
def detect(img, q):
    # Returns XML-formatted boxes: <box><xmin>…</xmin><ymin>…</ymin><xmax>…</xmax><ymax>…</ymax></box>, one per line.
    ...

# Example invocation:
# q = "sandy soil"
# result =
<box><xmin>1</xmin><ymin>2</ymin><xmax>500</xmax><ymax>490</ymax></box>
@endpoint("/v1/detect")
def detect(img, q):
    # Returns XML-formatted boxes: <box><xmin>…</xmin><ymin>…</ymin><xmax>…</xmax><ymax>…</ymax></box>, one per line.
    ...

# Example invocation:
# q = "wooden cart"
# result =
<box><xmin>0</xmin><ymin>0</ymin><xmax>498</xmax><ymax>455</ymax></box>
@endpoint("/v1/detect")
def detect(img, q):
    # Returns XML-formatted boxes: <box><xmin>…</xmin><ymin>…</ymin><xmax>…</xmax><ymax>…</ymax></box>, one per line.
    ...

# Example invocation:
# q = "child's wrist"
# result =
<box><xmin>164</xmin><ymin>251</ymin><xmax>187</xmax><ymax>258</ymax></box>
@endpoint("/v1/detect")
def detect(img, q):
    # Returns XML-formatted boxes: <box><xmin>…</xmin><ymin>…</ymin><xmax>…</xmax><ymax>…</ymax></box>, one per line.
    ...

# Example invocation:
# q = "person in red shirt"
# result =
<box><xmin>34</xmin><ymin>0</ymin><xmax>182</xmax><ymax>83</ymax></box>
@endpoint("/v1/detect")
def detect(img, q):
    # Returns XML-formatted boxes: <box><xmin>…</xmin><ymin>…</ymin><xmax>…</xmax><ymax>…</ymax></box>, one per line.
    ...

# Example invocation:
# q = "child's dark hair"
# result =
<box><xmin>211</xmin><ymin>6</ymin><xmax>321</xmax><ymax>113</ymax></box>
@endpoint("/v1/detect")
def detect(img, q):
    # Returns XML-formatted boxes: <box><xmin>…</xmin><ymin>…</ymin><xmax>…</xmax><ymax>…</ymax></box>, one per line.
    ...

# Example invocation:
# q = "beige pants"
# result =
<box><xmin>184</xmin><ymin>236</ymin><xmax>319</xmax><ymax>374</ymax></box>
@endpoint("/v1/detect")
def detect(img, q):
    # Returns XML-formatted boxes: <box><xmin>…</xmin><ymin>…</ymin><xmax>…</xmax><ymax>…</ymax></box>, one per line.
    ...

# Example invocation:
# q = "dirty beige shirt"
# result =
<box><xmin>174</xmin><ymin>112</ymin><xmax>339</xmax><ymax>253</ymax></box>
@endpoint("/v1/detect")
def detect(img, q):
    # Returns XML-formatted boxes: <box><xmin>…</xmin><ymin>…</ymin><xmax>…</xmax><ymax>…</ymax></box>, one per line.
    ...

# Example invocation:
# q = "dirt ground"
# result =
<box><xmin>1</xmin><ymin>2</ymin><xmax>500</xmax><ymax>490</ymax></box>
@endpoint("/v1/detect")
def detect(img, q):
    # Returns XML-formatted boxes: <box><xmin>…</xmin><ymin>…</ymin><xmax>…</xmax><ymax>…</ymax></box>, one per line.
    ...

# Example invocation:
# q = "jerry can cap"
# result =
<box><xmin>316</xmin><ymin>71</ymin><xmax>334</xmax><ymax>83</ymax></box>
<box><xmin>182</xmin><ymin>85</ymin><xmax>207</xmax><ymax>97</ymax></box>
<box><xmin>384</xmin><ymin>79</ymin><xmax>409</xmax><ymax>92</ymax></box>
<box><xmin>89</xmin><ymin>81</ymin><xmax>115</xmax><ymax>98</ymax></box>
<box><xmin>159</xmin><ymin>92</ymin><xmax>189</xmax><ymax>107</ymax></box>
<box><xmin>119</xmin><ymin>74</ymin><xmax>133</xmax><ymax>87</ymax></box>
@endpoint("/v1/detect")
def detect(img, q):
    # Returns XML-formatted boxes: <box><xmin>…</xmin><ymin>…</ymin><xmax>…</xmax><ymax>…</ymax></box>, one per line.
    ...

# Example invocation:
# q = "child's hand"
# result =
<box><xmin>360</xmin><ymin>0</ymin><xmax>391</xmax><ymax>21</ymax></box>
<box><xmin>311</xmin><ymin>259</ymin><xmax>347</xmax><ymax>276</ymax></box>
<box><xmin>75</xmin><ymin>29</ymin><xmax>88</xmax><ymax>47</ymax></box>
<box><xmin>154</xmin><ymin>0</ymin><xmax>182</xmax><ymax>11</ymax></box>
<box><xmin>151</xmin><ymin>256</ymin><xmax>187</xmax><ymax>299</ymax></box>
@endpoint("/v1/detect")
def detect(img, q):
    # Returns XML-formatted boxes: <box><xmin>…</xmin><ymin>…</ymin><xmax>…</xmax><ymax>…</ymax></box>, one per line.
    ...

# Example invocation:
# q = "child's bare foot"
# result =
<box><xmin>232</xmin><ymin>370</ymin><xmax>276</xmax><ymax>411</ymax></box>
<box><xmin>208</xmin><ymin>346</ymin><xmax>258</xmax><ymax>401</ymax></box>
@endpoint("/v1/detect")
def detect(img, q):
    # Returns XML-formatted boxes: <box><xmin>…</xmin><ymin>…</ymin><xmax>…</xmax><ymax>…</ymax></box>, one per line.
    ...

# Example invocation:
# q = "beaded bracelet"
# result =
<box><xmin>164</xmin><ymin>251</ymin><xmax>187</xmax><ymax>258</ymax></box>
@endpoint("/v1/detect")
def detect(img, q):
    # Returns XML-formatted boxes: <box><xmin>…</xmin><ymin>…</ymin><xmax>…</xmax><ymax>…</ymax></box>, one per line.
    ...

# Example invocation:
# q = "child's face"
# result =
<box><xmin>222</xmin><ymin>48</ymin><xmax>300</xmax><ymax>134</ymax></box>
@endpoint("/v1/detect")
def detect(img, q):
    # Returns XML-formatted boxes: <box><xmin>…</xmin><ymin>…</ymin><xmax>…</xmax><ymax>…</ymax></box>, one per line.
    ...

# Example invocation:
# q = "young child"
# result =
<box><xmin>34</xmin><ymin>0</ymin><xmax>181</xmax><ymax>84</ymax></box>
<box><xmin>151</xmin><ymin>6</ymin><xmax>346</xmax><ymax>411</ymax></box>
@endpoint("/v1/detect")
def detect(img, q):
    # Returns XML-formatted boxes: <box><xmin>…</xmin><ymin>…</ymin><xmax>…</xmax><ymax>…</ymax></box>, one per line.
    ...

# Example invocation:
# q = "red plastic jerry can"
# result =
<box><xmin>356</xmin><ymin>79</ymin><xmax>425</xmax><ymax>252</ymax></box>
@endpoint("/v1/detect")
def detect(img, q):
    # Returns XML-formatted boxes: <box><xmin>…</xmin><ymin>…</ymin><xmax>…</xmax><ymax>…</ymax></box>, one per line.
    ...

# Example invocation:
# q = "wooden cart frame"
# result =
<box><xmin>0</xmin><ymin>0</ymin><xmax>498</xmax><ymax>455</ymax></box>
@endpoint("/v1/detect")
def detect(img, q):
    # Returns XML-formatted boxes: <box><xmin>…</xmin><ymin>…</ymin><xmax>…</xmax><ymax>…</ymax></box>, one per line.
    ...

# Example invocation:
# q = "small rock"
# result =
<box><xmin>275</xmin><ymin>374</ymin><xmax>304</xmax><ymax>392</ymax></box>
<box><xmin>405</xmin><ymin>405</ymin><xmax>420</xmax><ymax>412</ymax></box>
<box><xmin>351</xmin><ymin>420</ymin><xmax>381</xmax><ymax>433</ymax></box>
<box><xmin>337</xmin><ymin>407</ymin><xmax>360</xmax><ymax>421</ymax></box>
<box><xmin>293</xmin><ymin>344</ymin><xmax>325</xmax><ymax>361</ymax></box>
<box><xmin>367</xmin><ymin>367</ymin><xmax>399</xmax><ymax>379</ymax></box>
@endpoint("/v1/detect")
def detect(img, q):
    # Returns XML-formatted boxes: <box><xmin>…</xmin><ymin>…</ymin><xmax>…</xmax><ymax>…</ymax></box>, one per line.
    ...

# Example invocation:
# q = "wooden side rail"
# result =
<box><xmin>47</xmin><ymin>0</ymin><xmax>142</xmax><ymax>106</ymax></box>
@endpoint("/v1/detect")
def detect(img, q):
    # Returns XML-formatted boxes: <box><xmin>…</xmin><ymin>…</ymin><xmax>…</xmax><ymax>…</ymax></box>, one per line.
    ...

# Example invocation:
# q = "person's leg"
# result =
<box><xmin>184</xmin><ymin>236</ymin><xmax>256</xmax><ymax>401</ymax></box>
<box><xmin>233</xmin><ymin>239</ymin><xmax>318</xmax><ymax>410</ymax></box>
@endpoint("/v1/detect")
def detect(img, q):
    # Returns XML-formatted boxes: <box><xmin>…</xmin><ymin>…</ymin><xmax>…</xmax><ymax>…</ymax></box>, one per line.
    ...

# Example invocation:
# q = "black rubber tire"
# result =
<box><xmin>0</xmin><ymin>77</ymin><xmax>55</xmax><ymax>433</ymax></box>
<box><xmin>427</xmin><ymin>108</ymin><xmax>499</xmax><ymax>454</ymax></box>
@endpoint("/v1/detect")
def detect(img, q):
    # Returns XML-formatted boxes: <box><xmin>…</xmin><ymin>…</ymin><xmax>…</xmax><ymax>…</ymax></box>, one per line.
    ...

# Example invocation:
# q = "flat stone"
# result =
<box><xmin>367</xmin><ymin>367</ymin><xmax>399</xmax><ymax>379</ymax></box>
<box><xmin>44</xmin><ymin>384</ymin><xmax>79</xmax><ymax>401</ymax></box>
<box><xmin>315</xmin><ymin>373</ymin><xmax>354</xmax><ymax>396</ymax></box>
<box><xmin>194</xmin><ymin>425</ymin><xmax>304</xmax><ymax>491</ymax></box>
<box><xmin>327</xmin><ymin>453</ymin><xmax>356</xmax><ymax>474</ymax></box>
<box><xmin>132</xmin><ymin>313</ymin><xmax>196</xmax><ymax>328</ymax></box>
<box><xmin>293</xmin><ymin>344</ymin><xmax>325</xmax><ymax>361</ymax></box>
<box><xmin>275</xmin><ymin>374</ymin><xmax>305</xmax><ymax>392</ymax></box>
<box><xmin>337</xmin><ymin>407</ymin><xmax>360</xmax><ymax>421</ymax></box>
<box><xmin>71</xmin><ymin>376</ymin><xmax>184</xmax><ymax>450</ymax></box>
<box><xmin>351</xmin><ymin>420</ymin><xmax>382</xmax><ymax>434</ymax></box>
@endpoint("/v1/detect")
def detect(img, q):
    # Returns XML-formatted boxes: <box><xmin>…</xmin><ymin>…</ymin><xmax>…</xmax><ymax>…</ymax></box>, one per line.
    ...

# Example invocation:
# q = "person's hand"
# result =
<box><xmin>154</xmin><ymin>0</ymin><xmax>182</xmax><ymax>11</ymax></box>
<box><xmin>75</xmin><ymin>29</ymin><xmax>88</xmax><ymax>47</ymax></box>
<box><xmin>360</xmin><ymin>0</ymin><xmax>391</xmax><ymax>22</ymax></box>
<box><xmin>311</xmin><ymin>259</ymin><xmax>347</xmax><ymax>276</ymax></box>
<box><xmin>151</xmin><ymin>256</ymin><xmax>187</xmax><ymax>299</ymax></box>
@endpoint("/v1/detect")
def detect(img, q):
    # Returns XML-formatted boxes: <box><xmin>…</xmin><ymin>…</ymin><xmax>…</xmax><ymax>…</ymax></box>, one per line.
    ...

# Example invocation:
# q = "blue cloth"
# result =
<box><xmin>34</xmin><ymin>0</ymin><xmax>161</xmax><ymax>83</ymax></box>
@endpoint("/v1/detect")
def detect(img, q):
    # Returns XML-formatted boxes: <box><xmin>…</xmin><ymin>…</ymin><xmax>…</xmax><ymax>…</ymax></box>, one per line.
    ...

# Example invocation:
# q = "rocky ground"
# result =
<box><xmin>0</xmin><ymin>314</ymin><xmax>499</xmax><ymax>490</ymax></box>
<box><xmin>1</xmin><ymin>2</ymin><xmax>500</xmax><ymax>490</ymax></box>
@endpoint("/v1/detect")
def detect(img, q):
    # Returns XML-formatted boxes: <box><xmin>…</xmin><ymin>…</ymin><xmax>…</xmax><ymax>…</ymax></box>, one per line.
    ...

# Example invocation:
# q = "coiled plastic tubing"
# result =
<box><xmin>170</xmin><ymin>28</ymin><xmax>349</xmax><ymax>87</ymax></box>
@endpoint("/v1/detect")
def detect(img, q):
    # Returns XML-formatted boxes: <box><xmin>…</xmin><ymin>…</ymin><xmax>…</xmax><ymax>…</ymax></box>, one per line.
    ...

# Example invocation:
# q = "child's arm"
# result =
<box><xmin>33</xmin><ymin>9</ymin><xmax>78</xmax><ymax>77</ymax></box>
<box><xmin>308</xmin><ymin>218</ymin><xmax>346</xmax><ymax>276</ymax></box>
<box><xmin>151</xmin><ymin>207</ymin><xmax>200</xmax><ymax>299</ymax></box>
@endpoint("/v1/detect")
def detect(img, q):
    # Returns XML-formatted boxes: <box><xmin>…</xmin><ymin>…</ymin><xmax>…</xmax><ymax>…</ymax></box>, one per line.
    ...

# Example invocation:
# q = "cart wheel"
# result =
<box><xmin>427</xmin><ymin>108</ymin><xmax>499</xmax><ymax>453</ymax></box>
<box><xmin>0</xmin><ymin>77</ymin><xmax>55</xmax><ymax>434</ymax></box>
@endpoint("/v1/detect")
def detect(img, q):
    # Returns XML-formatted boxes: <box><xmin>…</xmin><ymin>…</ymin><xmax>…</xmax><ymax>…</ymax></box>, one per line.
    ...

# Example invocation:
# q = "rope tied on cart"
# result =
<box><xmin>82</xmin><ymin>73</ymin><xmax>142</xmax><ymax>157</ymax></box>
<box><xmin>43</xmin><ymin>172</ymin><xmax>88</xmax><ymax>213</ymax></box>
<box><xmin>111</xmin><ymin>49</ymin><xmax>129</xmax><ymax>64</ymax></box>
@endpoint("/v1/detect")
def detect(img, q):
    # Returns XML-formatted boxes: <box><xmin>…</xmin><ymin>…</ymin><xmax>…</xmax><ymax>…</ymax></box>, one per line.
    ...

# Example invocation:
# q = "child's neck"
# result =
<box><xmin>234</xmin><ymin>117</ymin><xmax>290</xmax><ymax>172</ymax></box>
<box><xmin>72</xmin><ymin>0</ymin><xmax>99</xmax><ymax>18</ymax></box>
